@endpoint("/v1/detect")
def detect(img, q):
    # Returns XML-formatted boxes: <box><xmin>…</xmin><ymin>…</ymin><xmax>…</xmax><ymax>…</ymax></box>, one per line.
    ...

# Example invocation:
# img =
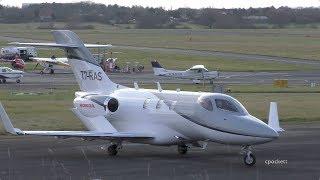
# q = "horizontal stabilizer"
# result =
<box><xmin>9</xmin><ymin>42</ymin><xmax>79</xmax><ymax>48</ymax></box>
<box><xmin>9</xmin><ymin>42</ymin><xmax>112</xmax><ymax>49</ymax></box>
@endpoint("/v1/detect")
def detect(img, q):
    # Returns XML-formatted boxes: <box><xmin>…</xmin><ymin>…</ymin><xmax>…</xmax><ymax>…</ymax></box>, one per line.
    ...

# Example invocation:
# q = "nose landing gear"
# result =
<box><xmin>177</xmin><ymin>144</ymin><xmax>188</xmax><ymax>155</ymax></box>
<box><xmin>241</xmin><ymin>146</ymin><xmax>256</xmax><ymax>166</ymax></box>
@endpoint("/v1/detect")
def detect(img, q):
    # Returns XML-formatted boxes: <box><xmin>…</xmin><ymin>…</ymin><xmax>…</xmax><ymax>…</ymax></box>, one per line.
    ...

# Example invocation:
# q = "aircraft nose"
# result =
<box><xmin>261</xmin><ymin>124</ymin><xmax>279</xmax><ymax>138</ymax></box>
<box><xmin>247</xmin><ymin>116</ymin><xmax>279</xmax><ymax>139</ymax></box>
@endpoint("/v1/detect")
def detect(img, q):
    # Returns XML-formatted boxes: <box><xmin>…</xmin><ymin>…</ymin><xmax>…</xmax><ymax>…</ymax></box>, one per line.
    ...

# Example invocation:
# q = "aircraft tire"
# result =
<box><xmin>16</xmin><ymin>79</ymin><xmax>21</xmax><ymax>83</ymax></box>
<box><xmin>177</xmin><ymin>145</ymin><xmax>188</xmax><ymax>155</ymax></box>
<box><xmin>2</xmin><ymin>79</ymin><xmax>6</xmax><ymax>83</ymax></box>
<box><xmin>107</xmin><ymin>144</ymin><xmax>118</xmax><ymax>156</ymax></box>
<box><xmin>50</xmin><ymin>69</ymin><xmax>54</xmax><ymax>74</ymax></box>
<box><xmin>243</xmin><ymin>153</ymin><xmax>256</xmax><ymax>166</ymax></box>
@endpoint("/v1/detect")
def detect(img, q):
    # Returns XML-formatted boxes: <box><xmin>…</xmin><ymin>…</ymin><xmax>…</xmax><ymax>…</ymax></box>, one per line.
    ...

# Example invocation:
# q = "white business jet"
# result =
<box><xmin>0</xmin><ymin>30</ymin><xmax>284</xmax><ymax>166</ymax></box>
<box><xmin>151</xmin><ymin>60</ymin><xmax>219</xmax><ymax>84</ymax></box>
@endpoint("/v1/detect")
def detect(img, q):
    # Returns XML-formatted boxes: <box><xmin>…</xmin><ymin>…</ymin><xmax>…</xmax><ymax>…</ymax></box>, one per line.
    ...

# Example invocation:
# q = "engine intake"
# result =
<box><xmin>107</xmin><ymin>98</ymin><xmax>119</xmax><ymax>112</ymax></box>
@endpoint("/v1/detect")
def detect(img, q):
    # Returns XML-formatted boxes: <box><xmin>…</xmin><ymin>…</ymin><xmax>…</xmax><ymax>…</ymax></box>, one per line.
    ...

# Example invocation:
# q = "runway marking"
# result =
<box><xmin>7</xmin><ymin>147</ymin><xmax>11</xmax><ymax>159</ymax></box>
<box><xmin>47</xmin><ymin>148</ymin><xmax>71</xmax><ymax>177</ymax></box>
<box><xmin>81</xmin><ymin>147</ymin><xmax>97</xmax><ymax>178</ymax></box>
<box><xmin>7</xmin><ymin>147</ymin><xmax>12</xmax><ymax>179</ymax></box>
<box><xmin>147</xmin><ymin>162</ymin><xmax>150</xmax><ymax>176</ymax></box>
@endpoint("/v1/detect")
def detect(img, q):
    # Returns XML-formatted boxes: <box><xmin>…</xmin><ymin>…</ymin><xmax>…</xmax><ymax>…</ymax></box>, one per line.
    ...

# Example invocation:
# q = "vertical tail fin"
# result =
<box><xmin>151</xmin><ymin>60</ymin><xmax>166</xmax><ymax>76</ymax></box>
<box><xmin>0</xmin><ymin>103</ymin><xmax>23</xmax><ymax>135</ymax></box>
<box><xmin>52</xmin><ymin>30</ymin><xmax>118</xmax><ymax>93</ymax></box>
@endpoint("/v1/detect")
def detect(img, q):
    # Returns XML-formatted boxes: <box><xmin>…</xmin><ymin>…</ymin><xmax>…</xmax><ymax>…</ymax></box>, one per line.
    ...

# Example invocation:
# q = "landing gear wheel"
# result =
<box><xmin>2</xmin><ymin>79</ymin><xmax>6</xmax><ymax>83</ymax></box>
<box><xmin>177</xmin><ymin>145</ymin><xmax>188</xmax><ymax>155</ymax></box>
<box><xmin>50</xmin><ymin>69</ymin><xmax>54</xmax><ymax>74</ymax></box>
<box><xmin>16</xmin><ymin>79</ymin><xmax>21</xmax><ymax>83</ymax></box>
<box><xmin>40</xmin><ymin>71</ymin><xmax>44</xmax><ymax>75</ymax></box>
<box><xmin>243</xmin><ymin>153</ymin><xmax>256</xmax><ymax>166</ymax></box>
<box><xmin>107</xmin><ymin>144</ymin><xmax>118</xmax><ymax>156</ymax></box>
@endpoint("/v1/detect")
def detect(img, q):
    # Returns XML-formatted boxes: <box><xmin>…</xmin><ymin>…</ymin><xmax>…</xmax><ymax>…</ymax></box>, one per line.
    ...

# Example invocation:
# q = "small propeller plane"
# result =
<box><xmin>151</xmin><ymin>60</ymin><xmax>219</xmax><ymax>84</ymax></box>
<box><xmin>31</xmin><ymin>56</ymin><xmax>70</xmax><ymax>74</ymax></box>
<box><xmin>0</xmin><ymin>30</ymin><xmax>284</xmax><ymax>166</ymax></box>
<box><xmin>0</xmin><ymin>66</ymin><xmax>23</xmax><ymax>83</ymax></box>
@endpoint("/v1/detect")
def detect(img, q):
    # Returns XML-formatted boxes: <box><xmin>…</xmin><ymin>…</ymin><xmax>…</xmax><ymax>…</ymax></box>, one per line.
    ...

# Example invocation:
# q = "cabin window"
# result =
<box><xmin>215</xmin><ymin>99</ymin><xmax>238</xmax><ymax>112</ymax></box>
<box><xmin>198</xmin><ymin>97</ymin><xmax>213</xmax><ymax>111</ymax></box>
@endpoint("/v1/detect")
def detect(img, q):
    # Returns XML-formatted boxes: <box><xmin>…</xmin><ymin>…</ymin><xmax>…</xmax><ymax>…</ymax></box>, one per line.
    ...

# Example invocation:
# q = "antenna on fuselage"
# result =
<box><xmin>201</xmin><ymin>70</ymin><xmax>205</xmax><ymax>91</ymax></box>
<box><xmin>156</xmin><ymin>82</ymin><xmax>162</xmax><ymax>92</ymax></box>
<box><xmin>134</xmin><ymin>81</ymin><xmax>139</xmax><ymax>90</ymax></box>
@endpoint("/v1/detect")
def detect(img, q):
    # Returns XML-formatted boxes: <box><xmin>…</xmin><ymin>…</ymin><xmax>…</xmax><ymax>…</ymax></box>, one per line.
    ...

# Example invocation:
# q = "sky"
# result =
<box><xmin>1</xmin><ymin>0</ymin><xmax>320</xmax><ymax>9</ymax></box>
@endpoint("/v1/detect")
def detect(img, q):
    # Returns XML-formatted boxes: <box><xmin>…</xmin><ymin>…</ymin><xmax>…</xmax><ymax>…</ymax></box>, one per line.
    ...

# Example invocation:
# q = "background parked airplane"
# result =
<box><xmin>0</xmin><ymin>66</ymin><xmax>23</xmax><ymax>83</ymax></box>
<box><xmin>0</xmin><ymin>30</ymin><xmax>283</xmax><ymax>166</ymax></box>
<box><xmin>151</xmin><ymin>60</ymin><xmax>219</xmax><ymax>83</ymax></box>
<box><xmin>32</xmin><ymin>56</ymin><xmax>70</xmax><ymax>74</ymax></box>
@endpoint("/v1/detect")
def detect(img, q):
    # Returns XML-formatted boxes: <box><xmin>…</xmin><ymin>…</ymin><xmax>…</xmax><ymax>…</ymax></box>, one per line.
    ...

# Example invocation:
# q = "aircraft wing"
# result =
<box><xmin>21</xmin><ymin>131</ymin><xmax>153</xmax><ymax>140</ymax></box>
<box><xmin>0</xmin><ymin>103</ymin><xmax>153</xmax><ymax>140</ymax></box>
<box><xmin>9</xmin><ymin>42</ymin><xmax>112</xmax><ymax>48</ymax></box>
<box><xmin>31</xmin><ymin>57</ymin><xmax>68</xmax><ymax>63</ymax></box>
<box><xmin>84</xmin><ymin>44</ymin><xmax>112</xmax><ymax>48</ymax></box>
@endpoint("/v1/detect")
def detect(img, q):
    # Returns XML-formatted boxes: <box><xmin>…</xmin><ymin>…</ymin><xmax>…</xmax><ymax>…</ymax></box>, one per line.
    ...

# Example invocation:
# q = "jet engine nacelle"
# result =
<box><xmin>73</xmin><ymin>95</ymin><xmax>119</xmax><ymax>117</ymax></box>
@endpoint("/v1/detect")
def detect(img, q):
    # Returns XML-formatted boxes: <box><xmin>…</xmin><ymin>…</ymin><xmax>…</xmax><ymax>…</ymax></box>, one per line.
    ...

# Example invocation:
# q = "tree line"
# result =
<box><xmin>0</xmin><ymin>2</ymin><xmax>320</xmax><ymax>29</ymax></box>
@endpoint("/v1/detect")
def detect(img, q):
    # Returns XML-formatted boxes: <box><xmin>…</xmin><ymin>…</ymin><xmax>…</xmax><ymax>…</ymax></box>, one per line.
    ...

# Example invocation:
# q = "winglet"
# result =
<box><xmin>0</xmin><ymin>102</ymin><xmax>23</xmax><ymax>135</ymax></box>
<box><xmin>268</xmin><ymin>102</ymin><xmax>284</xmax><ymax>132</ymax></box>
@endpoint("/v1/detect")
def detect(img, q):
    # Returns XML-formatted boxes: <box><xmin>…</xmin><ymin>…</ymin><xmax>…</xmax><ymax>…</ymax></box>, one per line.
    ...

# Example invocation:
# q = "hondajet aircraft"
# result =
<box><xmin>0</xmin><ymin>30</ymin><xmax>284</xmax><ymax>166</ymax></box>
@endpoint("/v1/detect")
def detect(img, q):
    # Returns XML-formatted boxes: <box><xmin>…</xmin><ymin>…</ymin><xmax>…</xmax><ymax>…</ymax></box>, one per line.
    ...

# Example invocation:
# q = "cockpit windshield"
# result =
<box><xmin>215</xmin><ymin>99</ymin><xmax>238</xmax><ymax>112</ymax></box>
<box><xmin>198</xmin><ymin>97</ymin><xmax>213</xmax><ymax>111</ymax></box>
<box><xmin>197</xmin><ymin>94</ymin><xmax>249</xmax><ymax>115</ymax></box>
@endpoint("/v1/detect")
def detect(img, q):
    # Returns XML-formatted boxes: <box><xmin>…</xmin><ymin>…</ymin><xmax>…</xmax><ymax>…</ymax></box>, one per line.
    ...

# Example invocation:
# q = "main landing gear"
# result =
<box><xmin>241</xmin><ymin>146</ymin><xmax>256</xmax><ymax>166</ymax></box>
<box><xmin>107</xmin><ymin>144</ymin><xmax>118</xmax><ymax>156</ymax></box>
<box><xmin>102</xmin><ymin>143</ymin><xmax>121</xmax><ymax>156</ymax></box>
<box><xmin>177</xmin><ymin>144</ymin><xmax>188</xmax><ymax>155</ymax></box>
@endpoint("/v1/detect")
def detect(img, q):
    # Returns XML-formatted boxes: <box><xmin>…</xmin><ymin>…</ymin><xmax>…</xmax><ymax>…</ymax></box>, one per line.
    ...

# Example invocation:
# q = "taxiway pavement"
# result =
<box><xmin>0</xmin><ymin>123</ymin><xmax>319</xmax><ymax>179</ymax></box>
